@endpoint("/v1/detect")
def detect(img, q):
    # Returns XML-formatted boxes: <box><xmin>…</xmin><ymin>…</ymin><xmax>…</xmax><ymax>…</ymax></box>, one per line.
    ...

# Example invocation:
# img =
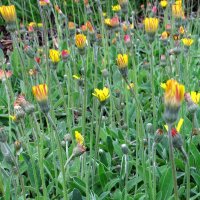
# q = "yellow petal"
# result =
<box><xmin>176</xmin><ymin>118</ymin><xmax>184</xmax><ymax>132</ymax></box>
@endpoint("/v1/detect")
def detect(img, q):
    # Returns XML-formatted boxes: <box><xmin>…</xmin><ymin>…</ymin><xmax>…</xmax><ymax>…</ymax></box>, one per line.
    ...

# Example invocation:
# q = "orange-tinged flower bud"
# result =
<box><xmin>116</xmin><ymin>54</ymin><xmax>128</xmax><ymax>69</ymax></box>
<box><xmin>144</xmin><ymin>18</ymin><xmax>159</xmax><ymax>33</ymax></box>
<box><xmin>49</xmin><ymin>49</ymin><xmax>60</xmax><ymax>63</ymax></box>
<box><xmin>75</xmin><ymin>34</ymin><xmax>87</xmax><ymax>49</ymax></box>
<box><xmin>0</xmin><ymin>5</ymin><xmax>16</xmax><ymax>23</ymax></box>
<box><xmin>32</xmin><ymin>84</ymin><xmax>49</xmax><ymax>113</ymax></box>
<box><xmin>164</xmin><ymin>79</ymin><xmax>185</xmax><ymax>108</ymax></box>
<box><xmin>32</xmin><ymin>84</ymin><xmax>48</xmax><ymax>102</ymax></box>
<box><xmin>172</xmin><ymin>4</ymin><xmax>184</xmax><ymax>18</ymax></box>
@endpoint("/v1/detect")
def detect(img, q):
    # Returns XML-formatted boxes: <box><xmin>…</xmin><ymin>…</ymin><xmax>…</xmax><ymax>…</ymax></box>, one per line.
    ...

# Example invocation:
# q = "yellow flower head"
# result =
<box><xmin>117</xmin><ymin>54</ymin><xmax>128</xmax><ymax>69</ymax></box>
<box><xmin>104</xmin><ymin>18</ymin><xmax>111</xmax><ymax>26</ymax></box>
<box><xmin>175</xmin><ymin>0</ymin><xmax>182</xmax><ymax>6</ymax></box>
<box><xmin>190</xmin><ymin>91</ymin><xmax>200</xmax><ymax>104</ymax></box>
<box><xmin>75</xmin><ymin>131</ymin><xmax>84</xmax><ymax>145</ymax></box>
<box><xmin>92</xmin><ymin>87</ymin><xmax>110</xmax><ymax>102</ymax></box>
<box><xmin>0</xmin><ymin>5</ymin><xmax>16</xmax><ymax>23</ymax></box>
<box><xmin>179</xmin><ymin>26</ymin><xmax>185</xmax><ymax>34</ymax></box>
<box><xmin>75</xmin><ymin>34</ymin><xmax>87</xmax><ymax>49</ymax></box>
<box><xmin>10</xmin><ymin>115</ymin><xmax>17</xmax><ymax>122</ymax></box>
<box><xmin>161</xmin><ymin>31</ymin><xmax>169</xmax><ymax>40</ymax></box>
<box><xmin>127</xmin><ymin>83</ymin><xmax>134</xmax><ymax>90</ymax></box>
<box><xmin>103</xmin><ymin>12</ymin><xmax>107</xmax><ymax>17</ymax></box>
<box><xmin>144</xmin><ymin>18</ymin><xmax>159</xmax><ymax>33</ymax></box>
<box><xmin>49</xmin><ymin>49</ymin><xmax>60</xmax><ymax>63</ymax></box>
<box><xmin>163</xmin><ymin>79</ymin><xmax>185</xmax><ymax>108</ymax></box>
<box><xmin>112</xmin><ymin>5</ymin><xmax>121</xmax><ymax>12</ymax></box>
<box><xmin>160</xmin><ymin>0</ymin><xmax>168</xmax><ymax>8</ymax></box>
<box><xmin>32</xmin><ymin>84</ymin><xmax>48</xmax><ymax>102</ymax></box>
<box><xmin>182</xmin><ymin>38</ymin><xmax>194</xmax><ymax>46</ymax></box>
<box><xmin>28</xmin><ymin>22</ymin><xmax>37</xmax><ymax>28</ymax></box>
<box><xmin>172</xmin><ymin>4</ymin><xmax>184</xmax><ymax>18</ymax></box>
<box><xmin>73</xmin><ymin>75</ymin><xmax>81</xmax><ymax>80</ymax></box>
<box><xmin>37</xmin><ymin>23</ymin><xmax>43</xmax><ymax>28</ymax></box>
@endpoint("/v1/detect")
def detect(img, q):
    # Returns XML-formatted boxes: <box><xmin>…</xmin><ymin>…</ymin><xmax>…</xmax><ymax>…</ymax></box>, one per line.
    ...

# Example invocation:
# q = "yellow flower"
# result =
<box><xmin>75</xmin><ymin>131</ymin><xmax>84</xmax><ymax>145</ymax></box>
<box><xmin>73</xmin><ymin>75</ymin><xmax>81</xmax><ymax>80</ymax></box>
<box><xmin>172</xmin><ymin>4</ymin><xmax>184</xmax><ymax>18</ymax></box>
<box><xmin>104</xmin><ymin>18</ymin><xmax>111</xmax><ymax>26</ymax></box>
<box><xmin>127</xmin><ymin>83</ymin><xmax>134</xmax><ymax>90</ymax></box>
<box><xmin>75</xmin><ymin>34</ymin><xmax>87</xmax><ymax>49</ymax></box>
<box><xmin>161</xmin><ymin>31</ymin><xmax>169</xmax><ymax>40</ymax></box>
<box><xmin>0</xmin><ymin>5</ymin><xmax>16</xmax><ymax>23</ymax></box>
<box><xmin>32</xmin><ymin>84</ymin><xmax>48</xmax><ymax>102</ymax></box>
<box><xmin>160</xmin><ymin>83</ymin><xmax>166</xmax><ymax>90</ymax></box>
<box><xmin>29</xmin><ymin>22</ymin><xmax>37</xmax><ymax>28</ymax></box>
<box><xmin>37</xmin><ymin>23</ymin><xmax>43</xmax><ymax>27</ymax></box>
<box><xmin>10</xmin><ymin>115</ymin><xmax>17</xmax><ymax>122</ymax></box>
<box><xmin>182</xmin><ymin>38</ymin><xmax>194</xmax><ymax>46</ymax></box>
<box><xmin>175</xmin><ymin>0</ymin><xmax>182</xmax><ymax>6</ymax></box>
<box><xmin>163</xmin><ymin>79</ymin><xmax>185</xmax><ymax>108</ymax></box>
<box><xmin>160</xmin><ymin>0</ymin><xmax>168</xmax><ymax>8</ymax></box>
<box><xmin>92</xmin><ymin>87</ymin><xmax>110</xmax><ymax>102</ymax></box>
<box><xmin>49</xmin><ymin>49</ymin><xmax>60</xmax><ymax>63</ymax></box>
<box><xmin>165</xmin><ymin>118</ymin><xmax>184</xmax><ymax>132</ymax></box>
<box><xmin>179</xmin><ymin>26</ymin><xmax>185</xmax><ymax>34</ymax></box>
<box><xmin>144</xmin><ymin>18</ymin><xmax>159</xmax><ymax>33</ymax></box>
<box><xmin>191</xmin><ymin>91</ymin><xmax>200</xmax><ymax>104</ymax></box>
<box><xmin>116</xmin><ymin>54</ymin><xmax>128</xmax><ymax>68</ymax></box>
<box><xmin>112</xmin><ymin>5</ymin><xmax>121</xmax><ymax>12</ymax></box>
<box><xmin>103</xmin><ymin>12</ymin><xmax>107</xmax><ymax>17</ymax></box>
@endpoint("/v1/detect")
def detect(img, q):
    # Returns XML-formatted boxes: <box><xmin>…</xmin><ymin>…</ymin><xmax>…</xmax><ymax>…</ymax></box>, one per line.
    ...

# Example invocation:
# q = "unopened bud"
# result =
<box><xmin>121</xmin><ymin>144</ymin><xmax>129</xmax><ymax>154</ymax></box>
<box><xmin>64</xmin><ymin>134</ymin><xmax>72</xmax><ymax>143</ymax></box>
<box><xmin>172</xmin><ymin>132</ymin><xmax>183</xmax><ymax>150</ymax></box>
<box><xmin>101</xmin><ymin>69</ymin><xmax>109</xmax><ymax>78</ymax></box>
<box><xmin>72</xmin><ymin>144</ymin><xmax>86</xmax><ymax>157</ymax></box>
<box><xmin>14</xmin><ymin>105</ymin><xmax>26</xmax><ymax>119</ymax></box>
<box><xmin>146</xmin><ymin>123</ymin><xmax>153</xmax><ymax>133</ymax></box>
<box><xmin>154</xmin><ymin>129</ymin><xmax>164</xmax><ymax>143</ymax></box>
<box><xmin>24</xmin><ymin>45</ymin><xmax>35</xmax><ymax>58</ymax></box>
<box><xmin>14</xmin><ymin>140</ymin><xmax>22</xmax><ymax>151</ymax></box>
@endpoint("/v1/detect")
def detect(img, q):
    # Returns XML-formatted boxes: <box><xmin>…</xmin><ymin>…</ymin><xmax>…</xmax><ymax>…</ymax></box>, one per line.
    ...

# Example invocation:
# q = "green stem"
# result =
<box><xmin>46</xmin><ymin>113</ymin><xmax>68</xmax><ymax>200</ymax></box>
<box><xmin>167</xmin><ymin>124</ymin><xmax>179</xmax><ymax>200</ymax></box>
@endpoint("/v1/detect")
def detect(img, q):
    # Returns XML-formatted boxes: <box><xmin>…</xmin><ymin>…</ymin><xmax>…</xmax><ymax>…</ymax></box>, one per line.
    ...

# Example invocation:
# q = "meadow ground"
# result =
<box><xmin>0</xmin><ymin>0</ymin><xmax>200</xmax><ymax>199</ymax></box>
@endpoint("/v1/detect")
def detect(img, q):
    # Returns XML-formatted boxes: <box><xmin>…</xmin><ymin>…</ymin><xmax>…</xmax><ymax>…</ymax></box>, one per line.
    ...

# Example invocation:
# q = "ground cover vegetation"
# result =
<box><xmin>0</xmin><ymin>0</ymin><xmax>200</xmax><ymax>199</ymax></box>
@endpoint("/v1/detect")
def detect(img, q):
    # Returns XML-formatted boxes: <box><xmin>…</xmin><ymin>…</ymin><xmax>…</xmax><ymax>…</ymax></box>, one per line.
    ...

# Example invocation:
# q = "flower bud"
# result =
<box><xmin>16</xmin><ymin>94</ymin><xmax>35</xmax><ymax>114</ymax></box>
<box><xmin>64</xmin><ymin>134</ymin><xmax>72</xmax><ymax>143</ymax></box>
<box><xmin>101</xmin><ymin>69</ymin><xmax>109</xmax><ymax>78</ymax></box>
<box><xmin>14</xmin><ymin>104</ymin><xmax>25</xmax><ymax>119</ymax></box>
<box><xmin>171</xmin><ymin>129</ymin><xmax>183</xmax><ymax>150</ymax></box>
<box><xmin>154</xmin><ymin>129</ymin><xmax>164</xmax><ymax>143</ymax></box>
<box><xmin>24</xmin><ymin>45</ymin><xmax>35</xmax><ymax>58</ymax></box>
<box><xmin>121</xmin><ymin>144</ymin><xmax>129</xmax><ymax>154</ymax></box>
<box><xmin>146</xmin><ymin>123</ymin><xmax>153</xmax><ymax>133</ymax></box>
<box><xmin>72</xmin><ymin>144</ymin><xmax>86</xmax><ymax>158</ymax></box>
<box><xmin>14</xmin><ymin>140</ymin><xmax>22</xmax><ymax>151</ymax></box>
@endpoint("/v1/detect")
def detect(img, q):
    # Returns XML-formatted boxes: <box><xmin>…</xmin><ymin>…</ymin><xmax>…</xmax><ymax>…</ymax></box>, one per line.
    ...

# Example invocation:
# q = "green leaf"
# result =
<box><xmin>190</xmin><ymin>143</ymin><xmax>200</xmax><ymax>169</ymax></box>
<box><xmin>158</xmin><ymin>167</ymin><xmax>173</xmax><ymax>200</ymax></box>
<box><xmin>98</xmin><ymin>163</ymin><xmax>107</xmax><ymax>187</ymax></box>
<box><xmin>72</xmin><ymin>188</ymin><xmax>82</xmax><ymax>200</ymax></box>
<box><xmin>106</xmin><ymin>136</ymin><xmax>114</xmax><ymax>155</ymax></box>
